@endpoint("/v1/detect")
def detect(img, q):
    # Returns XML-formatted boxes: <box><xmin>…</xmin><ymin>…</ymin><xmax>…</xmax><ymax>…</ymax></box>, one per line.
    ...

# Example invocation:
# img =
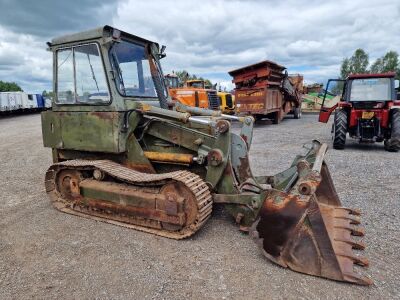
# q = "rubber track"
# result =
<box><xmin>385</xmin><ymin>108</ymin><xmax>400</xmax><ymax>152</ymax></box>
<box><xmin>45</xmin><ymin>160</ymin><xmax>213</xmax><ymax>239</ymax></box>
<box><xmin>333</xmin><ymin>110</ymin><xmax>347</xmax><ymax>149</ymax></box>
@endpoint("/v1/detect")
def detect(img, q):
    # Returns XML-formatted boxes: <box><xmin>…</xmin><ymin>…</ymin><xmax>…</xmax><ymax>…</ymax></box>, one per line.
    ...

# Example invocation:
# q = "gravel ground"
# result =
<box><xmin>0</xmin><ymin>113</ymin><xmax>399</xmax><ymax>299</ymax></box>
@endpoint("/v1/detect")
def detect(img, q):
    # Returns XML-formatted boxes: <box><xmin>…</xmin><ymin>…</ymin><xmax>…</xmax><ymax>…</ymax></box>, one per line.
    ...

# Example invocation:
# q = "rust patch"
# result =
<box><xmin>240</xmin><ymin>134</ymin><xmax>248</xmax><ymax>144</ymax></box>
<box><xmin>89</xmin><ymin>111</ymin><xmax>115</xmax><ymax>120</ymax></box>
<box><xmin>160</xmin><ymin>182</ymin><xmax>197</xmax><ymax>225</ymax></box>
<box><xmin>80</xmin><ymin>198</ymin><xmax>185</xmax><ymax>225</ymax></box>
<box><xmin>124</xmin><ymin>162</ymin><xmax>156</xmax><ymax>174</ymax></box>
<box><xmin>207</xmin><ymin>149</ymin><xmax>223</xmax><ymax>167</ymax></box>
<box><xmin>237</xmin><ymin>156</ymin><xmax>252</xmax><ymax>181</ymax></box>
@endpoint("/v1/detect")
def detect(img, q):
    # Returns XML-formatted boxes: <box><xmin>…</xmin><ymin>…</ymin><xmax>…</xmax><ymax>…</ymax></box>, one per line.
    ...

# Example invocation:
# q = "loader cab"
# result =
<box><xmin>165</xmin><ymin>74</ymin><xmax>179</xmax><ymax>88</ymax></box>
<box><xmin>185</xmin><ymin>80</ymin><xmax>206</xmax><ymax>89</ymax></box>
<box><xmin>42</xmin><ymin>25</ymin><xmax>168</xmax><ymax>155</ymax></box>
<box><xmin>48</xmin><ymin>25</ymin><xmax>168</xmax><ymax>112</ymax></box>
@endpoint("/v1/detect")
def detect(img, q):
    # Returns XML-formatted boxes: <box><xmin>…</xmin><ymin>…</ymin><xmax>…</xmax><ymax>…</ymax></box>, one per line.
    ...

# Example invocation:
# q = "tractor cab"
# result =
<box><xmin>346</xmin><ymin>75</ymin><xmax>394</xmax><ymax>109</ymax></box>
<box><xmin>319</xmin><ymin>73</ymin><xmax>397</xmax><ymax>123</ymax></box>
<box><xmin>164</xmin><ymin>74</ymin><xmax>179</xmax><ymax>88</ymax></box>
<box><xmin>318</xmin><ymin>73</ymin><xmax>400</xmax><ymax>151</ymax></box>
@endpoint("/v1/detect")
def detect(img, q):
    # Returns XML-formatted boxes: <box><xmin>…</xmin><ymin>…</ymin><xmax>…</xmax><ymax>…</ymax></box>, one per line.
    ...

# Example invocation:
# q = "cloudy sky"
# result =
<box><xmin>0</xmin><ymin>0</ymin><xmax>399</xmax><ymax>92</ymax></box>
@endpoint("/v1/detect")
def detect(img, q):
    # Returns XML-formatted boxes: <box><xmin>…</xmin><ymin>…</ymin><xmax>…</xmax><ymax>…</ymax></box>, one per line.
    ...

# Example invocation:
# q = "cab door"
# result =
<box><xmin>318</xmin><ymin>79</ymin><xmax>346</xmax><ymax>123</ymax></box>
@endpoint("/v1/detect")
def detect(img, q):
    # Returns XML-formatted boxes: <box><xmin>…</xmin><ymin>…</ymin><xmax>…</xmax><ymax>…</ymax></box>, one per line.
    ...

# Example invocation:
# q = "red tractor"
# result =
<box><xmin>319</xmin><ymin>72</ymin><xmax>400</xmax><ymax>151</ymax></box>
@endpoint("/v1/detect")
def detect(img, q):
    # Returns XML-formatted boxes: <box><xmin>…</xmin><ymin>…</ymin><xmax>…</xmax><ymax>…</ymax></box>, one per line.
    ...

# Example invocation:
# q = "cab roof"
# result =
<box><xmin>348</xmin><ymin>72</ymin><xmax>395</xmax><ymax>79</ymax></box>
<box><xmin>48</xmin><ymin>25</ymin><xmax>158</xmax><ymax>48</ymax></box>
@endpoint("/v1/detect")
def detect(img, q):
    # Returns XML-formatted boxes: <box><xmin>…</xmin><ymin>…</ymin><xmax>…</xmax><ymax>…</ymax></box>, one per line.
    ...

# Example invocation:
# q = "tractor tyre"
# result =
<box><xmin>332</xmin><ymin>109</ymin><xmax>347</xmax><ymax>150</ymax></box>
<box><xmin>294</xmin><ymin>107</ymin><xmax>302</xmax><ymax>119</ymax></box>
<box><xmin>384</xmin><ymin>108</ymin><xmax>400</xmax><ymax>152</ymax></box>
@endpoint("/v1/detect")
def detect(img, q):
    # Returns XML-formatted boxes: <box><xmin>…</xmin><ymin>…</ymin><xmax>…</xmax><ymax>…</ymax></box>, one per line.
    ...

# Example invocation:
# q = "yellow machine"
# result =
<box><xmin>165</xmin><ymin>76</ymin><xmax>220</xmax><ymax>110</ymax></box>
<box><xmin>218</xmin><ymin>91</ymin><xmax>235</xmax><ymax>114</ymax></box>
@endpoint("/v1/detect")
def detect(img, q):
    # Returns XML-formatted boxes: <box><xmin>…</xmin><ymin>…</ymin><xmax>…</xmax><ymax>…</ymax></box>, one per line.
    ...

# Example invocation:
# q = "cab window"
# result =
<box><xmin>56</xmin><ymin>43</ymin><xmax>110</xmax><ymax>104</ymax></box>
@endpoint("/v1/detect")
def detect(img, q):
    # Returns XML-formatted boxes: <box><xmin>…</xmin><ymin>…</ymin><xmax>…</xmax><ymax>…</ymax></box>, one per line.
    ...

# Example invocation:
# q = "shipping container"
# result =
<box><xmin>0</xmin><ymin>93</ymin><xmax>9</xmax><ymax>111</ymax></box>
<box><xmin>0</xmin><ymin>92</ymin><xmax>47</xmax><ymax>114</ymax></box>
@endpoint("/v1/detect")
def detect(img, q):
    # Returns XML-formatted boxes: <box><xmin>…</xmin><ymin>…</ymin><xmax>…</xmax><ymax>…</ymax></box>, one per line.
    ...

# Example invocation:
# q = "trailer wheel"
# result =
<box><xmin>294</xmin><ymin>107</ymin><xmax>301</xmax><ymax>119</ymax></box>
<box><xmin>332</xmin><ymin>109</ymin><xmax>347</xmax><ymax>150</ymax></box>
<box><xmin>384</xmin><ymin>108</ymin><xmax>400</xmax><ymax>152</ymax></box>
<box><xmin>272</xmin><ymin>111</ymin><xmax>281</xmax><ymax>124</ymax></box>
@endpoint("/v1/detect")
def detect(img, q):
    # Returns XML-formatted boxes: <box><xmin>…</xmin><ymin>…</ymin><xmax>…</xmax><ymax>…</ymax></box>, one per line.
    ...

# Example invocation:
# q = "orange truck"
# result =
<box><xmin>165</xmin><ymin>75</ymin><xmax>220</xmax><ymax>110</ymax></box>
<box><xmin>228</xmin><ymin>60</ymin><xmax>302</xmax><ymax>123</ymax></box>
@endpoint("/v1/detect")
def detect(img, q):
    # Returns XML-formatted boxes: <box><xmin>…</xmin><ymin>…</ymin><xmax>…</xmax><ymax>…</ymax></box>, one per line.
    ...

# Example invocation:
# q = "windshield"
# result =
<box><xmin>349</xmin><ymin>78</ymin><xmax>391</xmax><ymax>101</ymax></box>
<box><xmin>188</xmin><ymin>81</ymin><xmax>204</xmax><ymax>88</ymax></box>
<box><xmin>165</xmin><ymin>76</ymin><xmax>179</xmax><ymax>88</ymax></box>
<box><xmin>110</xmin><ymin>40</ymin><xmax>157</xmax><ymax>98</ymax></box>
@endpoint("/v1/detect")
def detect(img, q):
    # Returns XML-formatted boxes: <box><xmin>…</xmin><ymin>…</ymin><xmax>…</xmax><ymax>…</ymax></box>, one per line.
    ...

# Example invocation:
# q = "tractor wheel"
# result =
<box><xmin>384</xmin><ymin>108</ymin><xmax>400</xmax><ymax>152</ymax></box>
<box><xmin>294</xmin><ymin>107</ymin><xmax>302</xmax><ymax>119</ymax></box>
<box><xmin>332</xmin><ymin>109</ymin><xmax>347</xmax><ymax>150</ymax></box>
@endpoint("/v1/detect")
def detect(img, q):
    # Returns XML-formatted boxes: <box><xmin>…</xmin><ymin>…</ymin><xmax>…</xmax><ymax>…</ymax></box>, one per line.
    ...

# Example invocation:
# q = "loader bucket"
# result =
<box><xmin>251</xmin><ymin>141</ymin><xmax>372</xmax><ymax>285</ymax></box>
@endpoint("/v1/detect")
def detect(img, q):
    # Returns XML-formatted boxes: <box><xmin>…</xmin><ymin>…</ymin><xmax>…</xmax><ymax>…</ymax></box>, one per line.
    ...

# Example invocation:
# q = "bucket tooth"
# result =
<box><xmin>337</xmin><ymin>253</ymin><xmax>369</xmax><ymax>267</ymax></box>
<box><xmin>334</xmin><ymin>209</ymin><xmax>361</xmax><ymax>224</ymax></box>
<box><xmin>334</xmin><ymin>217</ymin><xmax>365</xmax><ymax>236</ymax></box>
<box><xmin>335</xmin><ymin>225</ymin><xmax>365</xmax><ymax>237</ymax></box>
<box><xmin>343</xmin><ymin>273</ymin><xmax>373</xmax><ymax>286</ymax></box>
<box><xmin>336</xmin><ymin>239</ymin><xmax>366</xmax><ymax>250</ymax></box>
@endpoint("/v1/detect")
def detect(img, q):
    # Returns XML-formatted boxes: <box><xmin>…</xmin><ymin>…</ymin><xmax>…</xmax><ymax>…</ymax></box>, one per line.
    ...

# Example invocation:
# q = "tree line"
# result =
<box><xmin>0</xmin><ymin>81</ymin><xmax>23</xmax><ymax>92</ymax></box>
<box><xmin>340</xmin><ymin>49</ymin><xmax>400</xmax><ymax>79</ymax></box>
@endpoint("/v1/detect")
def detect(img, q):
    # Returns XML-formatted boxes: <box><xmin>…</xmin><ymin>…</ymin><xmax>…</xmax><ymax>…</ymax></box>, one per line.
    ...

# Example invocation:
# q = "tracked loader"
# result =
<box><xmin>42</xmin><ymin>26</ymin><xmax>371</xmax><ymax>285</ymax></box>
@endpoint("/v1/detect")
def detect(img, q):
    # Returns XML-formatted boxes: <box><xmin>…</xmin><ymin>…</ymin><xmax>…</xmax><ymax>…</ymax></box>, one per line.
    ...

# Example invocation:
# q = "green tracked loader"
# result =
<box><xmin>42</xmin><ymin>26</ymin><xmax>371</xmax><ymax>285</ymax></box>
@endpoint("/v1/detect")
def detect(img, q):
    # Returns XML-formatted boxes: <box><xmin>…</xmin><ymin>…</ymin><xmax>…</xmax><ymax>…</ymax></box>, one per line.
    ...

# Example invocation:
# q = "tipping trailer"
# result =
<box><xmin>229</xmin><ymin>60</ymin><xmax>302</xmax><ymax>123</ymax></box>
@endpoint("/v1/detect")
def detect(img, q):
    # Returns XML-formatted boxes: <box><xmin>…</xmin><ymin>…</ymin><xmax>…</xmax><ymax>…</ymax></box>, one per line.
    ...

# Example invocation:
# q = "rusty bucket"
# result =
<box><xmin>251</xmin><ymin>142</ymin><xmax>372</xmax><ymax>285</ymax></box>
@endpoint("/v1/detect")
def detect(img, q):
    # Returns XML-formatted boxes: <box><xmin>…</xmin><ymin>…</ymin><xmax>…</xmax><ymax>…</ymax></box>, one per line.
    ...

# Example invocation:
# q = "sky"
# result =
<box><xmin>0</xmin><ymin>0</ymin><xmax>399</xmax><ymax>92</ymax></box>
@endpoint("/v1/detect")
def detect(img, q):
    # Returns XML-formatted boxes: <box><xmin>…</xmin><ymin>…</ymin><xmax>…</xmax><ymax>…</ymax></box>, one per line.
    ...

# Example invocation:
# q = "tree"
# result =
<box><xmin>340</xmin><ymin>58</ymin><xmax>350</xmax><ymax>79</ymax></box>
<box><xmin>174</xmin><ymin>70</ymin><xmax>189</xmax><ymax>86</ymax></box>
<box><xmin>42</xmin><ymin>90</ymin><xmax>55</xmax><ymax>99</ymax></box>
<box><xmin>0</xmin><ymin>81</ymin><xmax>23</xmax><ymax>92</ymax></box>
<box><xmin>370</xmin><ymin>58</ymin><xmax>383</xmax><ymax>73</ymax></box>
<box><xmin>370</xmin><ymin>51</ymin><xmax>399</xmax><ymax>78</ymax></box>
<box><xmin>350</xmin><ymin>49</ymin><xmax>369</xmax><ymax>74</ymax></box>
<box><xmin>340</xmin><ymin>48</ymin><xmax>369</xmax><ymax>78</ymax></box>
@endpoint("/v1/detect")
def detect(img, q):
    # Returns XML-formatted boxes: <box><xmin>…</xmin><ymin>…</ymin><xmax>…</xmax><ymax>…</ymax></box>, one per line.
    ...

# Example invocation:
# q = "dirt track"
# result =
<box><xmin>0</xmin><ymin>113</ymin><xmax>399</xmax><ymax>299</ymax></box>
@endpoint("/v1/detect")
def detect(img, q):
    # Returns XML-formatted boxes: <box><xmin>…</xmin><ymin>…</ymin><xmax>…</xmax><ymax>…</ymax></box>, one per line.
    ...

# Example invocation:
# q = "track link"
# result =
<box><xmin>45</xmin><ymin>160</ymin><xmax>213</xmax><ymax>239</ymax></box>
